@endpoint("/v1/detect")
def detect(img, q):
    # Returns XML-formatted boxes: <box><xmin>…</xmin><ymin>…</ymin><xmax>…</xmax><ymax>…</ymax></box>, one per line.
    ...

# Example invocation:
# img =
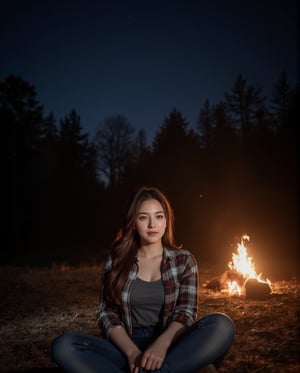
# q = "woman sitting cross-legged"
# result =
<box><xmin>51</xmin><ymin>186</ymin><xmax>235</xmax><ymax>372</ymax></box>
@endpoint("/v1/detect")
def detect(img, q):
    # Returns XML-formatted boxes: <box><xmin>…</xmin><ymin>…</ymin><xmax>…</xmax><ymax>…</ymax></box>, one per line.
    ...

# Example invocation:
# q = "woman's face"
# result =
<box><xmin>135</xmin><ymin>198</ymin><xmax>167</xmax><ymax>246</ymax></box>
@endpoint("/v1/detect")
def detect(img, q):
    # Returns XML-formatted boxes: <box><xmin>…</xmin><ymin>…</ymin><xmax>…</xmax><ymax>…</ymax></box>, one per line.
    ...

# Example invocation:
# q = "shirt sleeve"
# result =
<box><xmin>97</xmin><ymin>257</ymin><xmax>125</xmax><ymax>337</ymax></box>
<box><xmin>169</xmin><ymin>252</ymin><xmax>198</xmax><ymax>327</ymax></box>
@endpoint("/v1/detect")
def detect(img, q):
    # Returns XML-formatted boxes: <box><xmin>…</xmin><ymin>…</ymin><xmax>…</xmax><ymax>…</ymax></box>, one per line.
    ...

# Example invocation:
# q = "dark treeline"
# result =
<box><xmin>1</xmin><ymin>73</ymin><xmax>298</xmax><ymax>272</ymax></box>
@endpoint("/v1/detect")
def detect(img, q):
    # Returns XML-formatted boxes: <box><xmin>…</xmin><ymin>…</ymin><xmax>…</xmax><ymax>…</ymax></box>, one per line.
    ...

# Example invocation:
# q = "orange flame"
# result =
<box><xmin>226</xmin><ymin>235</ymin><xmax>271</xmax><ymax>295</ymax></box>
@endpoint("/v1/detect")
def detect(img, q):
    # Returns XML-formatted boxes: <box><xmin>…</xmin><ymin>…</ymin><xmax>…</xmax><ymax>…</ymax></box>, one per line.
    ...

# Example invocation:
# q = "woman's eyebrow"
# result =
<box><xmin>137</xmin><ymin>210</ymin><xmax>164</xmax><ymax>215</ymax></box>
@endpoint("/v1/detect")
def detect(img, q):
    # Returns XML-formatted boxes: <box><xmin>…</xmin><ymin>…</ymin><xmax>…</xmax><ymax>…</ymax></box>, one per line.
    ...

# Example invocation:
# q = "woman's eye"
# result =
<box><xmin>138</xmin><ymin>215</ymin><xmax>147</xmax><ymax>221</ymax></box>
<box><xmin>157</xmin><ymin>214</ymin><xmax>164</xmax><ymax>219</ymax></box>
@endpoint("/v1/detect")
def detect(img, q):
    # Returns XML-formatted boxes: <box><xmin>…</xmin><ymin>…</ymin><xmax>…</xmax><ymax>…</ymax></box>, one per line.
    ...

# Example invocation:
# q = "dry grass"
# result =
<box><xmin>0</xmin><ymin>263</ymin><xmax>299</xmax><ymax>372</ymax></box>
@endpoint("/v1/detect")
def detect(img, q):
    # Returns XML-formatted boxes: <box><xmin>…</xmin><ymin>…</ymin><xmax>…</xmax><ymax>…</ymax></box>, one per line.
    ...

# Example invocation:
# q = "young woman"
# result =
<box><xmin>51</xmin><ymin>186</ymin><xmax>235</xmax><ymax>372</ymax></box>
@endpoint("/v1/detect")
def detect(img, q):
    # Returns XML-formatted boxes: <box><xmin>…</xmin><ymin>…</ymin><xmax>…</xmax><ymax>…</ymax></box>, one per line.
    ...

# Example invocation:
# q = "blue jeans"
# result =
<box><xmin>51</xmin><ymin>312</ymin><xmax>235</xmax><ymax>373</ymax></box>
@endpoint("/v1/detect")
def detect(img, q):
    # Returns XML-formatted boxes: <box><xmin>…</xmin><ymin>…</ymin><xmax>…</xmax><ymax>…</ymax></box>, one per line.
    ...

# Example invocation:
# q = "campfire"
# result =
<box><xmin>205</xmin><ymin>234</ymin><xmax>272</xmax><ymax>298</ymax></box>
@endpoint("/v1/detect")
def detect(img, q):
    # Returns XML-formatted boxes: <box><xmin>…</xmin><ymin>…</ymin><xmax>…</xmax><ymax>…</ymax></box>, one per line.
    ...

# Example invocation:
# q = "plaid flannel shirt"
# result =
<box><xmin>97</xmin><ymin>247</ymin><xmax>198</xmax><ymax>338</ymax></box>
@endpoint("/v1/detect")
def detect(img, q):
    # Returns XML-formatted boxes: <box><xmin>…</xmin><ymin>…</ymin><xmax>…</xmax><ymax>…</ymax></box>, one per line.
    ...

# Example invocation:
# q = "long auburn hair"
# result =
<box><xmin>103</xmin><ymin>186</ymin><xmax>181</xmax><ymax>304</ymax></box>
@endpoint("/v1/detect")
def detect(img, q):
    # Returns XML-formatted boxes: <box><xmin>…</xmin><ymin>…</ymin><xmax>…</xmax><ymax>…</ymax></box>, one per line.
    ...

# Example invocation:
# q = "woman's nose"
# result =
<box><xmin>148</xmin><ymin>218</ymin><xmax>154</xmax><ymax>228</ymax></box>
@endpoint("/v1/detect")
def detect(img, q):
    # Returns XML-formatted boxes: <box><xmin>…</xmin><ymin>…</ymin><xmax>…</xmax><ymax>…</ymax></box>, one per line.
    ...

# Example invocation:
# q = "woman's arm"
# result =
<box><xmin>169</xmin><ymin>252</ymin><xmax>199</xmax><ymax>326</ymax></box>
<box><xmin>140</xmin><ymin>321</ymin><xmax>186</xmax><ymax>371</ymax></box>
<box><xmin>97</xmin><ymin>257</ymin><xmax>125</xmax><ymax>336</ymax></box>
<box><xmin>109</xmin><ymin>327</ymin><xmax>142</xmax><ymax>373</ymax></box>
<box><xmin>154</xmin><ymin>320</ymin><xmax>186</xmax><ymax>348</ymax></box>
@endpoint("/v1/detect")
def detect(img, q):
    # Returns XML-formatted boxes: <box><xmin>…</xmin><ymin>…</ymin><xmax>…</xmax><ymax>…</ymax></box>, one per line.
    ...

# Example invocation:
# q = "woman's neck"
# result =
<box><xmin>138</xmin><ymin>244</ymin><xmax>164</xmax><ymax>259</ymax></box>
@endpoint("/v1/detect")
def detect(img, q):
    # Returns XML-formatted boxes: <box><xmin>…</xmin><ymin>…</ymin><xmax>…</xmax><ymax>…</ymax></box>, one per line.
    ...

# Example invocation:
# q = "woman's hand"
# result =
<box><xmin>140</xmin><ymin>339</ymin><xmax>168</xmax><ymax>371</ymax></box>
<box><xmin>128</xmin><ymin>349</ymin><xmax>143</xmax><ymax>373</ymax></box>
<box><xmin>109</xmin><ymin>327</ymin><xmax>144</xmax><ymax>372</ymax></box>
<box><xmin>139</xmin><ymin>322</ymin><xmax>185</xmax><ymax>370</ymax></box>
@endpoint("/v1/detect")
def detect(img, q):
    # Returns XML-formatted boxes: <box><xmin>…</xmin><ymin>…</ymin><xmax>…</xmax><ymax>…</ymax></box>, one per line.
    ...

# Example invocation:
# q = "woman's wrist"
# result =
<box><xmin>126</xmin><ymin>345</ymin><xmax>141</xmax><ymax>358</ymax></box>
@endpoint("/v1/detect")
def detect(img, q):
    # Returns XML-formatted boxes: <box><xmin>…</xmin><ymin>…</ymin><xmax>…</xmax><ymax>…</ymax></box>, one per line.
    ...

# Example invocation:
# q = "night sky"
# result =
<box><xmin>1</xmin><ymin>0</ymin><xmax>298</xmax><ymax>142</ymax></box>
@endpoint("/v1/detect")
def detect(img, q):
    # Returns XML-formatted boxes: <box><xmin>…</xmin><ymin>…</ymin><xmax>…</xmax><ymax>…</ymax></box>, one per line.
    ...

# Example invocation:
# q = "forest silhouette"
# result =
<box><xmin>1</xmin><ymin>73</ymin><xmax>298</xmax><ymax>275</ymax></box>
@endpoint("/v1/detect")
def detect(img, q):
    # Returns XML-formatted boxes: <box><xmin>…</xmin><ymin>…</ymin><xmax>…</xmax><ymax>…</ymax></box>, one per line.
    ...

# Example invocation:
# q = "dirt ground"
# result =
<box><xmin>0</xmin><ymin>263</ymin><xmax>299</xmax><ymax>373</ymax></box>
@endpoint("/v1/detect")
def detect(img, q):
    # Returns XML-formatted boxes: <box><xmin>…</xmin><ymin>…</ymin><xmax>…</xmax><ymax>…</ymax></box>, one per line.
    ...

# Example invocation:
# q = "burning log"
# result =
<box><xmin>205</xmin><ymin>274</ymin><xmax>272</xmax><ymax>298</ymax></box>
<box><xmin>205</xmin><ymin>269</ymin><xmax>245</xmax><ymax>292</ymax></box>
<box><xmin>245</xmin><ymin>278</ymin><xmax>271</xmax><ymax>299</ymax></box>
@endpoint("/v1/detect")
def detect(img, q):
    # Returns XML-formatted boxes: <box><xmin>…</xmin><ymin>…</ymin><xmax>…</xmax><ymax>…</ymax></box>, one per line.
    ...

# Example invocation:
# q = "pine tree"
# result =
<box><xmin>225</xmin><ymin>74</ymin><xmax>265</xmax><ymax>145</ymax></box>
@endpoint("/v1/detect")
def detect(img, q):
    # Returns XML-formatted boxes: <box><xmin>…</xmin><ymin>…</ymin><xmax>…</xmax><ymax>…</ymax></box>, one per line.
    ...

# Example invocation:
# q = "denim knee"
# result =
<box><xmin>51</xmin><ymin>332</ymin><xmax>76</xmax><ymax>363</ymax></box>
<box><xmin>195</xmin><ymin>312</ymin><xmax>235</xmax><ymax>347</ymax></box>
<box><xmin>213</xmin><ymin>312</ymin><xmax>235</xmax><ymax>340</ymax></box>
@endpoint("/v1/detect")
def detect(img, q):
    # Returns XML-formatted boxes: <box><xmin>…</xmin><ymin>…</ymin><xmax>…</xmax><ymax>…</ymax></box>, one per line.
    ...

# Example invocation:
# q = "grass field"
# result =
<box><xmin>0</xmin><ymin>262</ymin><xmax>299</xmax><ymax>372</ymax></box>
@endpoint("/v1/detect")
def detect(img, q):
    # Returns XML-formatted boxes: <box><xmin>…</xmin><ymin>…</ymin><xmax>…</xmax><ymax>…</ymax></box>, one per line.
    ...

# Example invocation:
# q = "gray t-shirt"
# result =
<box><xmin>130</xmin><ymin>277</ymin><xmax>165</xmax><ymax>327</ymax></box>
